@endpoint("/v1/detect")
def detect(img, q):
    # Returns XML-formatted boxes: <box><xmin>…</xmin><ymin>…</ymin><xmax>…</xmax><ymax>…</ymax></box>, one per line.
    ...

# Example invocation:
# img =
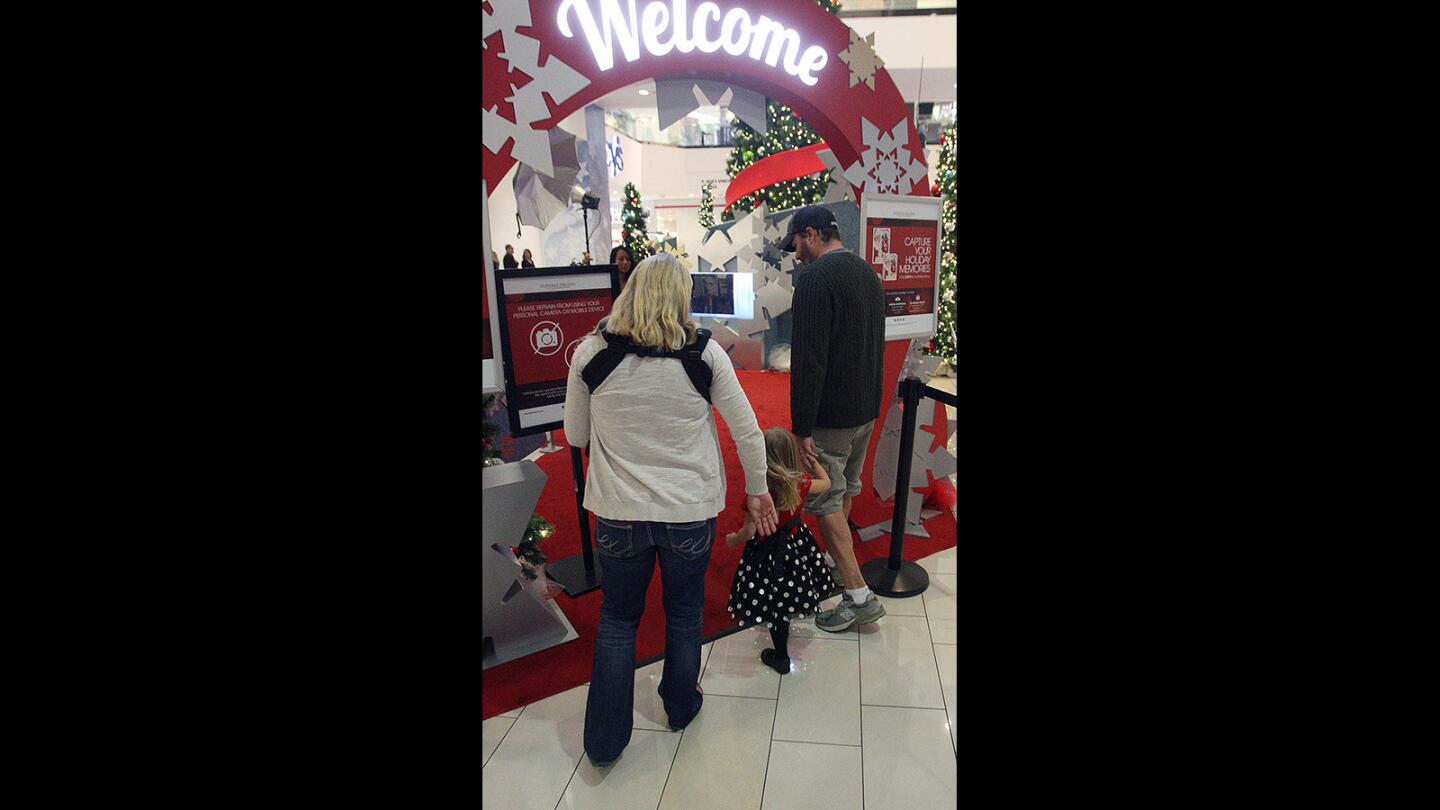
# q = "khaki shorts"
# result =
<box><xmin>803</xmin><ymin>421</ymin><xmax>875</xmax><ymax>516</ymax></box>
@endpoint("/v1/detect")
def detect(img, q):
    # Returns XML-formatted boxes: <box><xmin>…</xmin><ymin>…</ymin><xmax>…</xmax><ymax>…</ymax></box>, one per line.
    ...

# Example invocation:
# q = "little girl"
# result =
<box><xmin>725</xmin><ymin>428</ymin><xmax>839</xmax><ymax>674</ymax></box>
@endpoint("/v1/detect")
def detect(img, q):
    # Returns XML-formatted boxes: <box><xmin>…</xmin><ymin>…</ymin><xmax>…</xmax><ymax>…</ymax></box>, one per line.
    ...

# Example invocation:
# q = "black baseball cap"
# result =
<box><xmin>779</xmin><ymin>205</ymin><xmax>839</xmax><ymax>252</ymax></box>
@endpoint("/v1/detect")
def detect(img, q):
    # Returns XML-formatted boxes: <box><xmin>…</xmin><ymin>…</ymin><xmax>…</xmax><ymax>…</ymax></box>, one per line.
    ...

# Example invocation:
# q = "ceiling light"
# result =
<box><xmin>638</xmin><ymin>89</ymin><xmax>650</xmax><ymax>96</ymax></box>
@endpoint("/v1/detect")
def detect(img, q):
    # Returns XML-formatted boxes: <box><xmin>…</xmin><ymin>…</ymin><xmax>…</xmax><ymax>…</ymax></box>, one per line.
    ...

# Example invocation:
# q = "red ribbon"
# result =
<box><xmin>723</xmin><ymin>143</ymin><xmax>830</xmax><ymax>211</ymax></box>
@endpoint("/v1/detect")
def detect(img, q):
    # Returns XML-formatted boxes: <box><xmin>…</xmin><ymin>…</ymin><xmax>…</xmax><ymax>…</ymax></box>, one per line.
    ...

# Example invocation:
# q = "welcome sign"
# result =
<box><xmin>557</xmin><ymin>0</ymin><xmax>829</xmax><ymax>86</ymax></box>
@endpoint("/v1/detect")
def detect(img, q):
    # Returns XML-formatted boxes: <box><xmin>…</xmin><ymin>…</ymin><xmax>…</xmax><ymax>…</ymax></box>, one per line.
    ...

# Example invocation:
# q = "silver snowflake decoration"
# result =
<box><xmin>695</xmin><ymin>205</ymin><xmax>784</xmax><ymax>337</ymax></box>
<box><xmin>656</xmin><ymin>78</ymin><xmax>769</xmax><ymax>134</ymax></box>
<box><xmin>842</xmin><ymin>117</ymin><xmax>929</xmax><ymax>196</ymax></box>
<box><xmin>696</xmin><ymin>202</ymin><xmax>767</xmax><ymax>273</ymax></box>
<box><xmin>837</xmin><ymin>29</ymin><xmax>884</xmax><ymax>91</ymax></box>
<box><xmin>482</xmin><ymin>0</ymin><xmax>589</xmax><ymax>178</ymax></box>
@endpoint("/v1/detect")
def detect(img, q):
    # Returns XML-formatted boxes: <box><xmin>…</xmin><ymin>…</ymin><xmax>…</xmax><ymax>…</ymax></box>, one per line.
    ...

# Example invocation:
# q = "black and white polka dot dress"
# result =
<box><xmin>727</xmin><ymin>481</ymin><xmax>837</xmax><ymax>628</ymax></box>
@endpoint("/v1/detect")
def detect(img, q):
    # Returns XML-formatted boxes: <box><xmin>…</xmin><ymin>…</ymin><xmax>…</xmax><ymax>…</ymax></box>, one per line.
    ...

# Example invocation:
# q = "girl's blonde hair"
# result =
<box><xmin>602</xmin><ymin>253</ymin><xmax>697</xmax><ymax>351</ymax></box>
<box><xmin>764</xmin><ymin>427</ymin><xmax>808</xmax><ymax>514</ymax></box>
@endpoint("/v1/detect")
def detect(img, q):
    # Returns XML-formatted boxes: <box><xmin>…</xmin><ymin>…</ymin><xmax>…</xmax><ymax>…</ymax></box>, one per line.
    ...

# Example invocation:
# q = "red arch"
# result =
<box><xmin>483</xmin><ymin>0</ymin><xmax>928</xmax><ymax>200</ymax></box>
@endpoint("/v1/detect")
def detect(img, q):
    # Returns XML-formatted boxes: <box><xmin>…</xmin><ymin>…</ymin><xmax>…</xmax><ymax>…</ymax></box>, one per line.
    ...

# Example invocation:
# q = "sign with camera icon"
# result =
<box><xmin>495</xmin><ymin>265</ymin><xmax>621</xmax><ymax>437</ymax></box>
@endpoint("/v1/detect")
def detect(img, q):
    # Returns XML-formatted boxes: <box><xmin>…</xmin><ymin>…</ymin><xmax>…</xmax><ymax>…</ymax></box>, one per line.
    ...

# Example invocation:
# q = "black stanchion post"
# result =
<box><xmin>544</xmin><ymin>445</ymin><xmax>603</xmax><ymax>596</ymax></box>
<box><xmin>860</xmin><ymin>376</ymin><xmax>931</xmax><ymax>598</ymax></box>
<box><xmin>888</xmin><ymin>377</ymin><xmax>921</xmax><ymax>567</ymax></box>
<box><xmin>573</xmin><ymin>446</ymin><xmax>594</xmax><ymax>572</ymax></box>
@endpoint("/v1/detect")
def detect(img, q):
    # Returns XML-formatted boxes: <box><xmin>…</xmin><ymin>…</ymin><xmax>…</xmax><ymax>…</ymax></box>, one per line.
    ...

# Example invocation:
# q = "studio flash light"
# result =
<box><xmin>570</xmin><ymin>186</ymin><xmax>601</xmax><ymax>210</ymax></box>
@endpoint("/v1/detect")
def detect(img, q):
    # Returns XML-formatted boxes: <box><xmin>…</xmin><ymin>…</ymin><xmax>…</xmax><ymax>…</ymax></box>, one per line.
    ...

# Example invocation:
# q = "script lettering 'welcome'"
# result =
<box><xmin>557</xmin><ymin>0</ymin><xmax>828</xmax><ymax>87</ymax></box>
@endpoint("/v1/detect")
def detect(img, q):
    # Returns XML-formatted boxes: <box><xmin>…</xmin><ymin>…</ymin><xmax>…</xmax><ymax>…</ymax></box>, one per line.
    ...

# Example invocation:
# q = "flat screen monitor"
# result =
<box><xmin>689</xmin><ymin>272</ymin><xmax>753</xmax><ymax>320</ymax></box>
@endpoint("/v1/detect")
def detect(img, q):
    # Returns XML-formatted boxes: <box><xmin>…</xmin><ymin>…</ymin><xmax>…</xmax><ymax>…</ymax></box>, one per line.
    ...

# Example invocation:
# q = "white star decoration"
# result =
<box><xmin>843</xmin><ymin>117</ymin><xmax>929</xmax><ymax>196</ymax></box>
<box><xmin>482</xmin><ymin>0</ymin><xmax>588</xmax><ymax>178</ymax></box>
<box><xmin>837</xmin><ymin>28</ymin><xmax>884</xmax><ymax>91</ymax></box>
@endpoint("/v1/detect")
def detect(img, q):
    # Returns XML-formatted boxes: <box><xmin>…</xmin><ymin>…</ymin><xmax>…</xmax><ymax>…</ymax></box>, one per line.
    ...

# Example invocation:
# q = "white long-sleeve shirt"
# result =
<box><xmin>563</xmin><ymin>333</ymin><xmax>768</xmax><ymax>523</ymax></box>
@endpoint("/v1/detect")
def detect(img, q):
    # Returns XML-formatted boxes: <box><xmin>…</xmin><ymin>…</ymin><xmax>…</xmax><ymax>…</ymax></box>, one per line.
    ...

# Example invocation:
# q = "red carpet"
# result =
<box><xmin>483</xmin><ymin>345</ymin><xmax>955</xmax><ymax>719</ymax></box>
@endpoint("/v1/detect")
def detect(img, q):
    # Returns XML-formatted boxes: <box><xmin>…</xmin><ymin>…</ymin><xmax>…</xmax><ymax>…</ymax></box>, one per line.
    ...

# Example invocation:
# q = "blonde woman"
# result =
<box><xmin>564</xmin><ymin>252</ymin><xmax>777</xmax><ymax>768</ymax></box>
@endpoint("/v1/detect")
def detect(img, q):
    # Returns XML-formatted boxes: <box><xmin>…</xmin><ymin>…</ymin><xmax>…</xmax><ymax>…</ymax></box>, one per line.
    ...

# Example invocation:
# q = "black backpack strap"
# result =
<box><xmin>580</xmin><ymin>331</ymin><xmax>629</xmax><ymax>395</ymax></box>
<box><xmin>680</xmin><ymin>329</ymin><xmax>713</xmax><ymax>404</ymax></box>
<box><xmin>581</xmin><ymin>328</ymin><xmax>714</xmax><ymax>403</ymax></box>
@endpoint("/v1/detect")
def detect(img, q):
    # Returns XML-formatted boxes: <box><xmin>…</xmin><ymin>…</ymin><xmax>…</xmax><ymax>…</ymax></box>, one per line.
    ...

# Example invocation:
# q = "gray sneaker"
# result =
<box><xmin>816</xmin><ymin>593</ymin><xmax>885</xmax><ymax>632</ymax></box>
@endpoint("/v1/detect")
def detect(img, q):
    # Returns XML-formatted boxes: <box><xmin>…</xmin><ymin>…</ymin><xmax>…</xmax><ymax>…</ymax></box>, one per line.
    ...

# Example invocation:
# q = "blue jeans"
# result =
<box><xmin>583</xmin><ymin>516</ymin><xmax>715</xmax><ymax>763</ymax></box>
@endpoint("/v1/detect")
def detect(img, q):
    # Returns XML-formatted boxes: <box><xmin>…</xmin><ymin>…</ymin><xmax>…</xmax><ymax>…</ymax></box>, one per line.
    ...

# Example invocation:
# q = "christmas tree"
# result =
<box><xmin>926</xmin><ymin>122</ymin><xmax>957</xmax><ymax>367</ymax></box>
<box><xmin>620</xmin><ymin>182</ymin><xmax>652</xmax><ymax>261</ymax></box>
<box><xmin>698</xmin><ymin>181</ymin><xmax>716</xmax><ymax>229</ymax></box>
<box><xmin>722</xmin><ymin>0</ymin><xmax>840</xmax><ymax>221</ymax></box>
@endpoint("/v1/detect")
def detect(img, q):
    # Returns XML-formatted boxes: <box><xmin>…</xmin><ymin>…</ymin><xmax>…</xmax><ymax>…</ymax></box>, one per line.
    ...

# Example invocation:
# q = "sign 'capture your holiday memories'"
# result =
<box><xmin>557</xmin><ymin>0</ymin><xmax>829</xmax><ymax>86</ymax></box>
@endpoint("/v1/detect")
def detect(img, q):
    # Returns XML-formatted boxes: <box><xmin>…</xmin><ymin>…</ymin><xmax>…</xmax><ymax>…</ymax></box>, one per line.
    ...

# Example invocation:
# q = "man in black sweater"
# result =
<box><xmin>781</xmin><ymin>206</ymin><xmax>888</xmax><ymax>632</ymax></box>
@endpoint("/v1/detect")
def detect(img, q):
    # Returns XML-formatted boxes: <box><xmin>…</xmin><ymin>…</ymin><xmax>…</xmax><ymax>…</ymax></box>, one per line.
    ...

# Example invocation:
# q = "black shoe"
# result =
<box><xmin>668</xmin><ymin>684</ymin><xmax>703</xmax><ymax>731</ymax></box>
<box><xmin>760</xmin><ymin>648</ymin><xmax>791</xmax><ymax>674</ymax></box>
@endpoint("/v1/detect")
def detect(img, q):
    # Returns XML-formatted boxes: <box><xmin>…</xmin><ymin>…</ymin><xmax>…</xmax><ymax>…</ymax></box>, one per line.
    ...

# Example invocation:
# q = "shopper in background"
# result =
<box><xmin>565</xmin><ymin>252</ymin><xmax>777</xmax><ymax>768</ymax></box>
<box><xmin>491</xmin><ymin>250</ymin><xmax>500</xmax><ymax>271</ymax></box>
<box><xmin>503</xmin><ymin>244</ymin><xmax>519</xmax><ymax>268</ymax></box>
<box><xmin>609</xmin><ymin>245</ymin><xmax>635</xmax><ymax>289</ymax></box>
<box><xmin>781</xmin><ymin>205</ymin><xmax>888</xmax><ymax>633</ymax></box>
<box><xmin>521</xmin><ymin>248</ymin><xmax>536</xmax><ymax>268</ymax></box>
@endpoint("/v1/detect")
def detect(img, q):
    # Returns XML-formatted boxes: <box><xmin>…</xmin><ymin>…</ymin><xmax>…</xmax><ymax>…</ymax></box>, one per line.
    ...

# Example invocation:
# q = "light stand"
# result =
<box><xmin>579</xmin><ymin>192</ymin><xmax>600</xmax><ymax>261</ymax></box>
<box><xmin>582</xmin><ymin>207</ymin><xmax>591</xmax><ymax>259</ymax></box>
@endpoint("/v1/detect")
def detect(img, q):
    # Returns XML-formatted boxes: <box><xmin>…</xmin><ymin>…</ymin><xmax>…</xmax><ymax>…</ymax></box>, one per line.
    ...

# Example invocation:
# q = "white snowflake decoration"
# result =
<box><xmin>837</xmin><ymin>29</ymin><xmax>884</xmax><ymax>91</ymax></box>
<box><xmin>842</xmin><ymin>117</ymin><xmax>929</xmax><ymax>195</ymax></box>
<box><xmin>482</xmin><ymin>0</ymin><xmax>589</xmax><ymax>178</ymax></box>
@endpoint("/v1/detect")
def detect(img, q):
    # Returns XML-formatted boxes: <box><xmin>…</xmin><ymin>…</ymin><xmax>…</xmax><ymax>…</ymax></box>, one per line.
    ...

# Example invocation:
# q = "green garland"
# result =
<box><xmin>515</xmin><ymin>514</ymin><xmax>555</xmax><ymax>580</ymax></box>
<box><xmin>926</xmin><ymin>123</ymin><xmax>957</xmax><ymax>367</ymax></box>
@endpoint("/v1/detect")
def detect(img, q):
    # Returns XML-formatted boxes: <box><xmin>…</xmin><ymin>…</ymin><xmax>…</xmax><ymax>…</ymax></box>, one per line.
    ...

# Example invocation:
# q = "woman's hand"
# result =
<box><xmin>747</xmin><ymin>493</ymin><xmax>779</xmax><ymax>537</ymax></box>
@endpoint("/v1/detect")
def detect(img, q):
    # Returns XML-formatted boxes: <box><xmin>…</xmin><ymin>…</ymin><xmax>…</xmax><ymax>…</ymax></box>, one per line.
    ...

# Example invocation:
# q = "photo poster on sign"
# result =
<box><xmin>860</xmin><ymin>193</ymin><xmax>943</xmax><ymax>342</ymax></box>
<box><xmin>495</xmin><ymin>265</ymin><xmax>621</xmax><ymax>437</ymax></box>
<box><xmin>483</xmin><ymin>180</ymin><xmax>504</xmax><ymax>394</ymax></box>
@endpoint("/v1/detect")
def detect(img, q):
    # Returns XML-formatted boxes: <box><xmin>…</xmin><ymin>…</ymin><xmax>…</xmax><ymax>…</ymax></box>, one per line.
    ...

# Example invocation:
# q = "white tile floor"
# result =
<box><xmin>483</xmin><ymin>546</ymin><xmax>958</xmax><ymax>810</ymax></box>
